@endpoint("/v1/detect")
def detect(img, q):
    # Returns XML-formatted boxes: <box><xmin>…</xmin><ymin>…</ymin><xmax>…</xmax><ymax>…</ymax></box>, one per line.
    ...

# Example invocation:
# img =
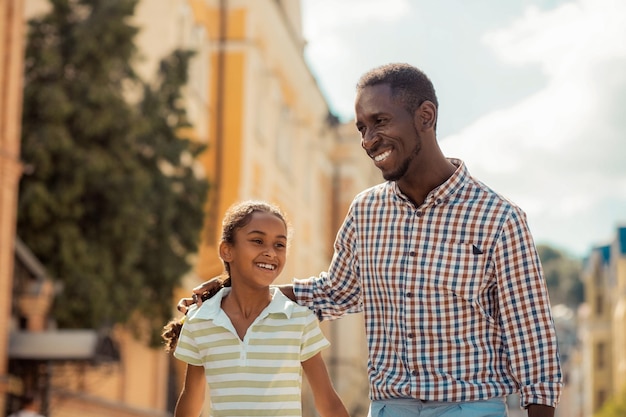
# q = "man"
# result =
<box><xmin>180</xmin><ymin>63</ymin><xmax>562</xmax><ymax>417</ymax></box>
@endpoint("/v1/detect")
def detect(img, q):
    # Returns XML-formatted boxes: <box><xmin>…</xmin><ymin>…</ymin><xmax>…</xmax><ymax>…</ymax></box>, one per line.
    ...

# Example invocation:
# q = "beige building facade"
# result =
<box><xmin>1</xmin><ymin>0</ymin><xmax>26</xmax><ymax>414</ymax></box>
<box><xmin>580</xmin><ymin>226</ymin><xmax>626</xmax><ymax>416</ymax></box>
<box><xmin>8</xmin><ymin>0</ymin><xmax>378</xmax><ymax>416</ymax></box>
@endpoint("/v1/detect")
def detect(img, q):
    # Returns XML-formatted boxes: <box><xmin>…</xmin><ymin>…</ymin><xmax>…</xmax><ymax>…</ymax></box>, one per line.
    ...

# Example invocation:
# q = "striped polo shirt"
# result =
<box><xmin>174</xmin><ymin>287</ymin><xmax>330</xmax><ymax>417</ymax></box>
<box><xmin>294</xmin><ymin>158</ymin><xmax>562</xmax><ymax>408</ymax></box>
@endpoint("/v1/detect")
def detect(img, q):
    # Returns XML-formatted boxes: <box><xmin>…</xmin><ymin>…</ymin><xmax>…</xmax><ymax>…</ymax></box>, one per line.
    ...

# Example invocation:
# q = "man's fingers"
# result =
<box><xmin>176</xmin><ymin>280</ymin><xmax>219</xmax><ymax>315</ymax></box>
<box><xmin>192</xmin><ymin>283</ymin><xmax>210</xmax><ymax>294</ymax></box>
<box><xmin>176</xmin><ymin>297</ymin><xmax>194</xmax><ymax>314</ymax></box>
<box><xmin>192</xmin><ymin>278</ymin><xmax>221</xmax><ymax>294</ymax></box>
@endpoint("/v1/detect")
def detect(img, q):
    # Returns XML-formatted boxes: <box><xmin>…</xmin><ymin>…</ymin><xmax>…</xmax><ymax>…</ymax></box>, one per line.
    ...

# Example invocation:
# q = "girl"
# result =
<box><xmin>163</xmin><ymin>201</ymin><xmax>349</xmax><ymax>417</ymax></box>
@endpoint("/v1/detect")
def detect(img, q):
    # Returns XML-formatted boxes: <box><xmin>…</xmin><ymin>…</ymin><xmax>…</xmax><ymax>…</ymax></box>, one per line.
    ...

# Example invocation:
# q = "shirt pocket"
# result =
<box><xmin>425</xmin><ymin>241</ymin><xmax>497</xmax><ymax>325</ymax></box>
<box><xmin>426</xmin><ymin>241</ymin><xmax>487</xmax><ymax>301</ymax></box>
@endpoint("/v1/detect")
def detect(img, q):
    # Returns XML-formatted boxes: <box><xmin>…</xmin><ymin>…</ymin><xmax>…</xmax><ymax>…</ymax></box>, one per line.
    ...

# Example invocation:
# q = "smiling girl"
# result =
<box><xmin>163</xmin><ymin>201</ymin><xmax>349</xmax><ymax>417</ymax></box>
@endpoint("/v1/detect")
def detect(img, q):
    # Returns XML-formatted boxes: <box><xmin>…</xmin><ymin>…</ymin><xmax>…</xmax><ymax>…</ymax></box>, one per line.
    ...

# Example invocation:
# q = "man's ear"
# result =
<box><xmin>219</xmin><ymin>242</ymin><xmax>232</xmax><ymax>262</ymax></box>
<box><xmin>415</xmin><ymin>100</ymin><xmax>437</xmax><ymax>130</ymax></box>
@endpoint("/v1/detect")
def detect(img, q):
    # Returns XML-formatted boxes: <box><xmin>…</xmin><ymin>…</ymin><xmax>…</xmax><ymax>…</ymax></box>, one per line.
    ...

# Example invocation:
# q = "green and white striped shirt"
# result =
<box><xmin>174</xmin><ymin>287</ymin><xmax>330</xmax><ymax>417</ymax></box>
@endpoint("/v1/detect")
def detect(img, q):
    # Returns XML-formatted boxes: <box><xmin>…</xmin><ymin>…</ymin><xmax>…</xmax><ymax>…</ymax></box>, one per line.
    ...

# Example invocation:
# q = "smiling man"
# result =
<box><xmin>295</xmin><ymin>63</ymin><xmax>563</xmax><ymax>417</ymax></box>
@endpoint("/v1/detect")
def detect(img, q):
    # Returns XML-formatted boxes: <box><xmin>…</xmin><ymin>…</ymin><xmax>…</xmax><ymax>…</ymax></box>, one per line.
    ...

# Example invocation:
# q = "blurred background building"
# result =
<box><xmin>579</xmin><ymin>226</ymin><xmax>626</xmax><ymax>417</ymax></box>
<box><xmin>1</xmin><ymin>0</ymin><xmax>26</xmax><ymax>414</ymax></box>
<box><xmin>2</xmin><ymin>0</ymin><xmax>378</xmax><ymax>416</ymax></box>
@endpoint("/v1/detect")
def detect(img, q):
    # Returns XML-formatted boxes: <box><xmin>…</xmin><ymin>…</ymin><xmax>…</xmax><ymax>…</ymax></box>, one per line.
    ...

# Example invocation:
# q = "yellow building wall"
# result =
<box><xmin>16</xmin><ymin>1</ymin><xmax>380</xmax><ymax>416</ymax></box>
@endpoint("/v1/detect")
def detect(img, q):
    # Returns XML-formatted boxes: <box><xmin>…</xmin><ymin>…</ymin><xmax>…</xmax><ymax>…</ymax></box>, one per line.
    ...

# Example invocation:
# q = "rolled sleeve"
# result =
<box><xmin>495</xmin><ymin>208</ymin><xmax>563</xmax><ymax>408</ymax></box>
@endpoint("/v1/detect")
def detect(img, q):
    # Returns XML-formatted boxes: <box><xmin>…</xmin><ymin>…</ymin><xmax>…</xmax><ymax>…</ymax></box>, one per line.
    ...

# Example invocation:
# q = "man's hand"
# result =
<box><xmin>176</xmin><ymin>277</ymin><xmax>224</xmax><ymax>314</ymax></box>
<box><xmin>527</xmin><ymin>404</ymin><xmax>555</xmax><ymax>417</ymax></box>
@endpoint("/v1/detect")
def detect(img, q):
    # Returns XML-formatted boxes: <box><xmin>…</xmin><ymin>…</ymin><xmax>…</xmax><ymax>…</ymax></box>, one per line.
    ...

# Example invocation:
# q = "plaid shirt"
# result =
<box><xmin>294</xmin><ymin>159</ymin><xmax>562</xmax><ymax>408</ymax></box>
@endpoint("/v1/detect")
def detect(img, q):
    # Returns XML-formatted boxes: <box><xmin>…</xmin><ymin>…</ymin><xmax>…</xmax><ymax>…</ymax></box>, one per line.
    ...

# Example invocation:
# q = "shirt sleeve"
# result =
<box><xmin>494</xmin><ymin>207</ymin><xmax>563</xmax><ymax>408</ymax></box>
<box><xmin>300</xmin><ymin>310</ymin><xmax>331</xmax><ymax>362</ymax></box>
<box><xmin>293</xmin><ymin>206</ymin><xmax>364</xmax><ymax>321</ymax></box>
<box><xmin>173</xmin><ymin>321</ymin><xmax>203</xmax><ymax>366</ymax></box>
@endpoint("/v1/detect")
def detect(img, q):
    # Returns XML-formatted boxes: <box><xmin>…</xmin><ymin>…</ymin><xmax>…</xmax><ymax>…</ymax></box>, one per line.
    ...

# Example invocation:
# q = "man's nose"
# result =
<box><xmin>361</xmin><ymin>130</ymin><xmax>379</xmax><ymax>151</ymax></box>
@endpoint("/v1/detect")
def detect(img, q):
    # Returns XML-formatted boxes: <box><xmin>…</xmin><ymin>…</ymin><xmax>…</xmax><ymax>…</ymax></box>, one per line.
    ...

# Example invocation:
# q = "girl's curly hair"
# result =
<box><xmin>161</xmin><ymin>277</ymin><xmax>231</xmax><ymax>353</ymax></box>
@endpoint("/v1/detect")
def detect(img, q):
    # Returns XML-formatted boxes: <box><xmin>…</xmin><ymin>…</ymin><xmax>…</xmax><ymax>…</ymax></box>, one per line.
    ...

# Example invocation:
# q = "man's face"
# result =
<box><xmin>355</xmin><ymin>83</ymin><xmax>421</xmax><ymax>182</ymax></box>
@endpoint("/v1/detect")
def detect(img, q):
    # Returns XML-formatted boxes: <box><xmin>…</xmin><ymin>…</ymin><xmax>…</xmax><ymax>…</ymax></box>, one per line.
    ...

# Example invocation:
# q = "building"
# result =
<box><xmin>8</xmin><ymin>0</ymin><xmax>378</xmax><ymax>416</ymax></box>
<box><xmin>580</xmin><ymin>226</ymin><xmax>626</xmax><ymax>416</ymax></box>
<box><xmin>0</xmin><ymin>0</ymin><xmax>26</xmax><ymax>413</ymax></box>
<box><xmin>133</xmin><ymin>1</ymin><xmax>378</xmax><ymax>414</ymax></box>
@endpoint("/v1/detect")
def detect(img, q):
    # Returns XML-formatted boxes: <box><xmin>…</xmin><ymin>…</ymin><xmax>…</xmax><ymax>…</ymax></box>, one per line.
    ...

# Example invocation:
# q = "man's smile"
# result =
<box><xmin>373</xmin><ymin>149</ymin><xmax>392</xmax><ymax>162</ymax></box>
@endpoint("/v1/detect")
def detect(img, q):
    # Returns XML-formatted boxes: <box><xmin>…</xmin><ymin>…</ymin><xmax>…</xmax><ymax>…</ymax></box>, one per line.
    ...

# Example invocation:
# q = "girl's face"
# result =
<box><xmin>220</xmin><ymin>211</ymin><xmax>288</xmax><ymax>289</ymax></box>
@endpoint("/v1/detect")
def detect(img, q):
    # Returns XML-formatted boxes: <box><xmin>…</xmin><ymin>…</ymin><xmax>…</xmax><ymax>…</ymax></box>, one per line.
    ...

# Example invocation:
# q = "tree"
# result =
<box><xmin>595</xmin><ymin>390</ymin><xmax>626</xmax><ymax>417</ymax></box>
<box><xmin>537</xmin><ymin>244</ymin><xmax>584</xmax><ymax>308</ymax></box>
<box><xmin>134</xmin><ymin>49</ymin><xmax>209</xmax><ymax>344</ymax></box>
<box><xmin>17</xmin><ymin>0</ymin><xmax>208</xmax><ymax>345</ymax></box>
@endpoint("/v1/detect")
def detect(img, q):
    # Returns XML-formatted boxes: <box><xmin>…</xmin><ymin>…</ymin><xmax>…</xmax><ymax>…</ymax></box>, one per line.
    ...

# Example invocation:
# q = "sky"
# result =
<box><xmin>301</xmin><ymin>0</ymin><xmax>626</xmax><ymax>258</ymax></box>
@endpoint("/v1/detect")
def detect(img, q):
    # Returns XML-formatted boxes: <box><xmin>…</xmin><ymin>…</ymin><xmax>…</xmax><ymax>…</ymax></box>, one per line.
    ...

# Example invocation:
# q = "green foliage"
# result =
<box><xmin>17</xmin><ymin>0</ymin><xmax>208</xmax><ymax>346</ymax></box>
<box><xmin>133</xmin><ymin>49</ymin><xmax>209</xmax><ymax>345</ymax></box>
<box><xmin>595</xmin><ymin>390</ymin><xmax>626</xmax><ymax>417</ymax></box>
<box><xmin>537</xmin><ymin>244</ymin><xmax>584</xmax><ymax>307</ymax></box>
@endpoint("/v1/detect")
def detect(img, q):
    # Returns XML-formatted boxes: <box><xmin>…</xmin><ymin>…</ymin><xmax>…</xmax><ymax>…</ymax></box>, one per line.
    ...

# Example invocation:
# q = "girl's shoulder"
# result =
<box><xmin>271</xmin><ymin>288</ymin><xmax>317</xmax><ymax>320</ymax></box>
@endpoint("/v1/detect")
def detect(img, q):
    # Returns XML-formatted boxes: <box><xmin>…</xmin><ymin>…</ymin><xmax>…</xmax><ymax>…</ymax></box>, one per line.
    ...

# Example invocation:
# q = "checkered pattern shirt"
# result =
<box><xmin>294</xmin><ymin>159</ymin><xmax>562</xmax><ymax>408</ymax></box>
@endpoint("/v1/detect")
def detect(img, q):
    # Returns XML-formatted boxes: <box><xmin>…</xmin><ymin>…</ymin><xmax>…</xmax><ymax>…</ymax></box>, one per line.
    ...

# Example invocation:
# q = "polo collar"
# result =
<box><xmin>189</xmin><ymin>286</ymin><xmax>295</xmax><ymax>322</ymax></box>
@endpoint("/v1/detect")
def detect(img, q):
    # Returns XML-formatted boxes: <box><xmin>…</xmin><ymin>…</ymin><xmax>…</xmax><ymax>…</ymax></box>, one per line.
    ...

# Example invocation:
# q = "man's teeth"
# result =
<box><xmin>257</xmin><ymin>263</ymin><xmax>275</xmax><ymax>270</ymax></box>
<box><xmin>374</xmin><ymin>150</ymin><xmax>391</xmax><ymax>162</ymax></box>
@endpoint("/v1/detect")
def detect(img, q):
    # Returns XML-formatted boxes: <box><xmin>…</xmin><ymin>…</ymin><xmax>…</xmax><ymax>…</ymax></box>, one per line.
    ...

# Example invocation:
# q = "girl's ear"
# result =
<box><xmin>219</xmin><ymin>241</ymin><xmax>233</xmax><ymax>262</ymax></box>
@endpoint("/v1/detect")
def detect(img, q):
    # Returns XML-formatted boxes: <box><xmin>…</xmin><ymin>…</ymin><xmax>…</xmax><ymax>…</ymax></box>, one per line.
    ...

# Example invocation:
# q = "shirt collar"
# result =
<box><xmin>189</xmin><ymin>286</ymin><xmax>295</xmax><ymax>321</ymax></box>
<box><xmin>390</xmin><ymin>158</ymin><xmax>469</xmax><ymax>207</ymax></box>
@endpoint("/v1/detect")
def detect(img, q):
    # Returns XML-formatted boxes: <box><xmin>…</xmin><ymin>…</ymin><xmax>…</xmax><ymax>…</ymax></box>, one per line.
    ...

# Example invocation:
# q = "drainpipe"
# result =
<box><xmin>207</xmin><ymin>0</ymin><xmax>227</xmax><ymax>241</ymax></box>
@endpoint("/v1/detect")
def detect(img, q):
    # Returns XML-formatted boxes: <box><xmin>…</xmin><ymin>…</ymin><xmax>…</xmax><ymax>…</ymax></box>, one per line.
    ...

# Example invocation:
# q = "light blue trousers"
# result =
<box><xmin>368</xmin><ymin>397</ymin><xmax>507</xmax><ymax>417</ymax></box>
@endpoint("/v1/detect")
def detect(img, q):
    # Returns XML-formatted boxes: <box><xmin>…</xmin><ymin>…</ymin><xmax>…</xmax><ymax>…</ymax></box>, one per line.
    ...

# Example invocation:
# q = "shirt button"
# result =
<box><xmin>406</xmin><ymin>292</ymin><xmax>413</xmax><ymax>298</ymax></box>
<box><xmin>408</xmin><ymin>333</ymin><xmax>415</xmax><ymax>338</ymax></box>
<box><xmin>415</xmin><ymin>211</ymin><xmax>423</xmax><ymax>217</ymax></box>
<box><xmin>411</xmin><ymin>370</ymin><xmax>418</xmax><ymax>376</ymax></box>
<box><xmin>409</xmin><ymin>251</ymin><xmax>416</xmax><ymax>256</ymax></box>
<box><xmin>436</xmin><ymin>198</ymin><xmax>443</xmax><ymax>204</ymax></box>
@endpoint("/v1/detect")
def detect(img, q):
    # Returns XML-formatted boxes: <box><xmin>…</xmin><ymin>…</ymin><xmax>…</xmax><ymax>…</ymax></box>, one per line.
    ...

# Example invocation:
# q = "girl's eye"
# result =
<box><xmin>251</xmin><ymin>239</ymin><xmax>263</xmax><ymax>244</ymax></box>
<box><xmin>276</xmin><ymin>243</ymin><xmax>286</xmax><ymax>249</ymax></box>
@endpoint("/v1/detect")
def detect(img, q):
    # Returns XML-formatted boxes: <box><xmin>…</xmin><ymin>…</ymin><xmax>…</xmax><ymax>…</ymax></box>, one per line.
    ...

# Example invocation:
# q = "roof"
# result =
<box><xmin>600</xmin><ymin>244</ymin><xmax>611</xmax><ymax>263</ymax></box>
<box><xmin>8</xmin><ymin>330</ymin><xmax>119</xmax><ymax>362</ymax></box>
<box><xmin>619</xmin><ymin>226</ymin><xmax>626</xmax><ymax>255</ymax></box>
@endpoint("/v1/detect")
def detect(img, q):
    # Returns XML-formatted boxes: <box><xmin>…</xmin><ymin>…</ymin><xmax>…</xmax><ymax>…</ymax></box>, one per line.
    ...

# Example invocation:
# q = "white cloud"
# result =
<box><xmin>441</xmin><ymin>0</ymin><xmax>626</xmax><ymax>255</ymax></box>
<box><xmin>483</xmin><ymin>0</ymin><xmax>626</xmax><ymax>73</ymax></box>
<box><xmin>302</xmin><ymin>0</ymin><xmax>414</xmax><ymax>120</ymax></box>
